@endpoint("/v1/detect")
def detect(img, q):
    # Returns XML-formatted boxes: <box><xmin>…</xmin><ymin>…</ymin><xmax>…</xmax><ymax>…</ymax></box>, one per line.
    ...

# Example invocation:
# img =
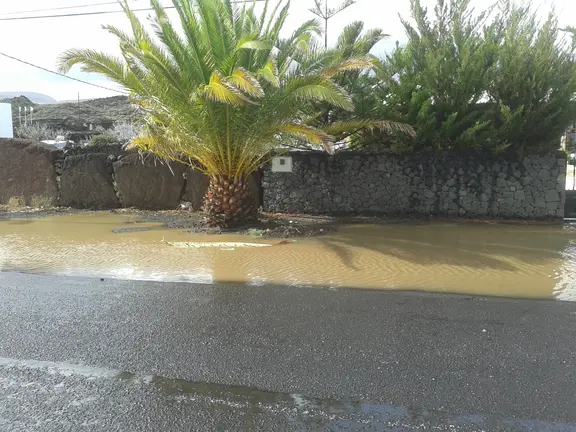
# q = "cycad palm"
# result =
<box><xmin>59</xmin><ymin>0</ymin><xmax>362</xmax><ymax>227</ymax></box>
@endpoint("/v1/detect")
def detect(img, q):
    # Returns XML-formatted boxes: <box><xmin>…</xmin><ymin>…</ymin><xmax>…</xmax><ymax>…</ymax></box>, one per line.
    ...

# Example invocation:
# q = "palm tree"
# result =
<box><xmin>58</xmin><ymin>0</ymin><xmax>368</xmax><ymax>227</ymax></box>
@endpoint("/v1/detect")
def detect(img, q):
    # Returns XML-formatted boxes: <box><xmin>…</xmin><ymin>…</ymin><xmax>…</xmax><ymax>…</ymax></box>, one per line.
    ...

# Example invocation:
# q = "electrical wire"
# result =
<box><xmin>0</xmin><ymin>7</ymin><xmax>173</xmax><ymax>21</ymax></box>
<box><xmin>0</xmin><ymin>51</ymin><xmax>128</xmax><ymax>94</ymax></box>
<box><xmin>0</xmin><ymin>0</ymin><xmax>267</xmax><ymax>21</ymax></box>
<box><xmin>1</xmin><ymin>1</ymin><xmax>142</xmax><ymax>16</ymax></box>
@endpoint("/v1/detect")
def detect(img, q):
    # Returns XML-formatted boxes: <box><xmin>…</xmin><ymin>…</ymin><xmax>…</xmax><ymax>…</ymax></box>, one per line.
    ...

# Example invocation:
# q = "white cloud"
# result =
<box><xmin>0</xmin><ymin>0</ymin><xmax>573</xmax><ymax>101</ymax></box>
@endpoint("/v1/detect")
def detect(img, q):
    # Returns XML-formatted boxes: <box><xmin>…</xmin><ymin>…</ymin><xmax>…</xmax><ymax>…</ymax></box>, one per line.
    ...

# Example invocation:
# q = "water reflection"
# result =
<box><xmin>0</xmin><ymin>214</ymin><xmax>574</xmax><ymax>301</ymax></box>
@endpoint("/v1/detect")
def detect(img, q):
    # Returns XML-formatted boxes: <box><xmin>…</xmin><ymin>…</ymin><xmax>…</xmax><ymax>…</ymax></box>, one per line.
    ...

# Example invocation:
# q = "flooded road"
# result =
<box><xmin>0</xmin><ymin>213</ymin><xmax>574</xmax><ymax>300</ymax></box>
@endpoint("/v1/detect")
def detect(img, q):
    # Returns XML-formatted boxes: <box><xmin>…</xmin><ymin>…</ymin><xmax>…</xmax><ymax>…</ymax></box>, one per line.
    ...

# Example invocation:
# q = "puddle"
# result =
<box><xmin>2</xmin><ymin>355</ymin><xmax>575</xmax><ymax>430</ymax></box>
<box><xmin>0</xmin><ymin>213</ymin><xmax>575</xmax><ymax>301</ymax></box>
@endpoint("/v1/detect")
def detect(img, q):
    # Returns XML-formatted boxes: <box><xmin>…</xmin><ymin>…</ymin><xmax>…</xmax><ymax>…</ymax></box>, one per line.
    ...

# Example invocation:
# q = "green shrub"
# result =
<box><xmin>88</xmin><ymin>134</ymin><xmax>119</xmax><ymax>147</ymax></box>
<box><xmin>488</xmin><ymin>3</ymin><xmax>576</xmax><ymax>154</ymax></box>
<box><xmin>371</xmin><ymin>0</ymin><xmax>576</xmax><ymax>155</ymax></box>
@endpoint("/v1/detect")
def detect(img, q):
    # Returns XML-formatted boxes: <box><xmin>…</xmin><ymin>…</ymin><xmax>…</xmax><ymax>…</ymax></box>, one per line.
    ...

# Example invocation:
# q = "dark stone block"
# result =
<box><xmin>0</xmin><ymin>138</ymin><xmax>60</xmax><ymax>205</ymax></box>
<box><xmin>182</xmin><ymin>169</ymin><xmax>210</xmax><ymax>211</ymax></box>
<box><xmin>59</xmin><ymin>153</ymin><xmax>119</xmax><ymax>209</ymax></box>
<box><xmin>113</xmin><ymin>153</ymin><xmax>186</xmax><ymax>209</ymax></box>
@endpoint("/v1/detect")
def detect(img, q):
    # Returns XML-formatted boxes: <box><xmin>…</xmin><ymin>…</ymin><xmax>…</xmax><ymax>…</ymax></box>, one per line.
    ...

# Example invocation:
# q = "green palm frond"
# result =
<box><xmin>228</xmin><ymin>68</ymin><xmax>264</xmax><ymax>98</ymax></box>
<box><xmin>58</xmin><ymin>48</ymin><xmax>143</xmax><ymax>93</ymax></box>
<box><xmin>359</xmin><ymin>28</ymin><xmax>389</xmax><ymax>51</ymax></box>
<box><xmin>236</xmin><ymin>38</ymin><xmax>271</xmax><ymax>51</ymax></box>
<box><xmin>292</xmin><ymin>84</ymin><xmax>352</xmax><ymax>110</ymax></box>
<box><xmin>337</xmin><ymin>21</ymin><xmax>365</xmax><ymax>48</ymax></box>
<box><xmin>321</xmin><ymin>56</ymin><xmax>375</xmax><ymax>78</ymax></box>
<box><xmin>277</xmin><ymin>123</ymin><xmax>333</xmax><ymax>152</ymax></box>
<box><xmin>287</xmin><ymin>77</ymin><xmax>353</xmax><ymax>110</ymax></box>
<box><xmin>202</xmin><ymin>72</ymin><xmax>253</xmax><ymax>106</ymax></box>
<box><xmin>257</xmin><ymin>59</ymin><xmax>280</xmax><ymax>87</ymax></box>
<box><xmin>323</xmin><ymin>120</ymin><xmax>416</xmax><ymax>137</ymax></box>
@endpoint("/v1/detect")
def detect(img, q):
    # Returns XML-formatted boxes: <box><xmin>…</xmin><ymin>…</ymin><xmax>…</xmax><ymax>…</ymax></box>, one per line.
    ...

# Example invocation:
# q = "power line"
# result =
<box><xmin>0</xmin><ymin>7</ymin><xmax>173</xmax><ymax>21</ymax></box>
<box><xmin>0</xmin><ymin>0</ymin><xmax>267</xmax><ymax>21</ymax></box>
<box><xmin>0</xmin><ymin>51</ymin><xmax>128</xmax><ymax>94</ymax></box>
<box><xmin>1</xmin><ymin>1</ymin><xmax>143</xmax><ymax>16</ymax></box>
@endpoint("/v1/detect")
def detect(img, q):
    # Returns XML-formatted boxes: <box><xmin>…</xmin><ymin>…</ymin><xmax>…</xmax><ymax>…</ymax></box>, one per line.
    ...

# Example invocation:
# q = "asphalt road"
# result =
<box><xmin>1</xmin><ymin>271</ymin><xmax>576</xmax><ymax>431</ymax></box>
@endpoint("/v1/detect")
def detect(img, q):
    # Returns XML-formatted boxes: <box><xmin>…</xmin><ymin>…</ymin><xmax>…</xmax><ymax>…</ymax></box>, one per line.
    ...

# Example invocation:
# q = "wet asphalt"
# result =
<box><xmin>1</xmin><ymin>272</ymin><xmax>576</xmax><ymax>431</ymax></box>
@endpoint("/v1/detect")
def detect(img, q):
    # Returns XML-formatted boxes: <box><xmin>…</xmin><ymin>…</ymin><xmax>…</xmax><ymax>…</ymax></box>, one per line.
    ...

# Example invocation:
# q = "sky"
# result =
<box><xmin>0</xmin><ymin>0</ymin><xmax>574</xmax><ymax>101</ymax></box>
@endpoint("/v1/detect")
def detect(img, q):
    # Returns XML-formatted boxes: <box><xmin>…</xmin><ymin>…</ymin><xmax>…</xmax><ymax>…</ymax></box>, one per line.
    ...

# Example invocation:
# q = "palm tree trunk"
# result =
<box><xmin>203</xmin><ymin>175</ymin><xmax>257</xmax><ymax>227</ymax></box>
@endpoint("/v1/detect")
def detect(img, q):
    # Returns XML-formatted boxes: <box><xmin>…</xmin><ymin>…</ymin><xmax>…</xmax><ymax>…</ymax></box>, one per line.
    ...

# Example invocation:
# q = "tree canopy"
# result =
<box><xmin>357</xmin><ymin>0</ymin><xmax>576</xmax><ymax>155</ymax></box>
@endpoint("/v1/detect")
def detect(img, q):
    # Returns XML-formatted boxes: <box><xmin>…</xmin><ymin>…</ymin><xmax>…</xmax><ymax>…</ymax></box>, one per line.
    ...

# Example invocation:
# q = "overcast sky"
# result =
<box><xmin>0</xmin><ymin>0</ymin><xmax>573</xmax><ymax>101</ymax></box>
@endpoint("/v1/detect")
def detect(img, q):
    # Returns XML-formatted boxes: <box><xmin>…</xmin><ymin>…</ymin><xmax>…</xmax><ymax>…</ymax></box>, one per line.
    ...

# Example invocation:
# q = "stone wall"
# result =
<box><xmin>263</xmin><ymin>152</ymin><xmax>567</xmax><ymax>219</ymax></box>
<box><xmin>0</xmin><ymin>139</ymin><xmax>565</xmax><ymax>218</ymax></box>
<box><xmin>0</xmin><ymin>138</ymin><xmax>265</xmax><ymax>211</ymax></box>
<box><xmin>0</xmin><ymin>139</ymin><xmax>60</xmax><ymax>206</ymax></box>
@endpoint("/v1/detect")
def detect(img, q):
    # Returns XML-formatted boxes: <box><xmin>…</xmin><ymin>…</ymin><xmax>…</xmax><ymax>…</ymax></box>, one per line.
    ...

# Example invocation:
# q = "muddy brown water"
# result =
<box><xmin>0</xmin><ymin>214</ymin><xmax>575</xmax><ymax>301</ymax></box>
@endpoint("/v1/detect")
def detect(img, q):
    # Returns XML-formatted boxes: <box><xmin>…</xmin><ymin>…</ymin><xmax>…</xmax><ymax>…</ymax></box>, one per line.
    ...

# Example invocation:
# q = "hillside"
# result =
<box><xmin>0</xmin><ymin>92</ymin><xmax>56</xmax><ymax>104</ymax></box>
<box><xmin>1</xmin><ymin>95</ymin><xmax>140</xmax><ymax>132</ymax></box>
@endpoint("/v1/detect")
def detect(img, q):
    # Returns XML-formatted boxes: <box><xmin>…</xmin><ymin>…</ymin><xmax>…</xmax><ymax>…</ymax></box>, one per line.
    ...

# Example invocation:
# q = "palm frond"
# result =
<box><xmin>323</xmin><ymin>120</ymin><xmax>416</xmax><ymax>137</ymax></box>
<box><xmin>57</xmin><ymin>48</ymin><xmax>141</xmax><ymax>92</ymax></box>
<box><xmin>321</xmin><ymin>56</ymin><xmax>375</xmax><ymax>78</ymax></box>
<box><xmin>203</xmin><ymin>72</ymin><xmax>253</xmax><ymax>106</ymax></box>
<box><xmin>258</xmin><ymin>60</ymin><xmax>280</xmax><ymax>87</ymax></box>
<box><xmin>337</xmin><ymin>21</ymin><xmax>365</xmax><ymax>48</ymax></box>
<box><xmin>228</xmin><ymin>68</ymin><xmax>265</xmax><ymax>98</ymax></box>
<box><xmin>236</xmin><ymin>38</ymin><xmax>271</xmax><ymax>51</ymax></box>
<box><xmin>277</xmin><ymin>123</ymin><xmax>333</xmax><ymax>152</ymax></box>
<box><xmin>359</xmin><ymin>28</ymin><xmax>389</xmax><ymax>51</ymax></box>
<box><xmin>289</xmin><ymin>79</ymin><xmax>353</xmax><ymax>110</ymax></box>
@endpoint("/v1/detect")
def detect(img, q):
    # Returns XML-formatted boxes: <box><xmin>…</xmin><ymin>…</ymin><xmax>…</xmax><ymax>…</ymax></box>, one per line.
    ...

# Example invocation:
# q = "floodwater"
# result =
<box><xmin>0</xmin><ymin>213</ymin><xmax>575</xmax><ymax>301</ymax></box>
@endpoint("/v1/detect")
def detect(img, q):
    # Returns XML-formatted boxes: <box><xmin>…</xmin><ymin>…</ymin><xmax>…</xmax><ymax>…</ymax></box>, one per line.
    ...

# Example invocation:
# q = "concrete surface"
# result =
<box><xmin>1</xmin><ymin>271</ymin><xmax>576</xmax><ymax>431</ymax></box>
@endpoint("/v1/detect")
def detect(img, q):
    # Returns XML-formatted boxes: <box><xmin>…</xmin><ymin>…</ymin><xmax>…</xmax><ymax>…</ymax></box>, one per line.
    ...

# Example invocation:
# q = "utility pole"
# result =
<box><xmin>309</xmin><ymin>0</ymin><xmax>356</xmax><ymax>48</ymax></box>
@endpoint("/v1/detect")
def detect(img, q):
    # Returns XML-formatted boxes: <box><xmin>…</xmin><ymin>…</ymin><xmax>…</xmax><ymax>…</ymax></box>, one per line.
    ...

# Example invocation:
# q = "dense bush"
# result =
<box><xmin>87</xmin><ymin>134</ymin><xmax>119</xmax><ymax>147</ymax></box>
<box><xmin>87</xmin><ymin>122</ymin><xmax>140</xmax><ymax>148</ymax></box>
<box><xmin>488</xmin><ymin>2</ymin><xmax>576</xmax><ymax>154</ymax></box>
<box><xmin>359</xmin><ymin>0</ymin><xmax>576</xmax><ymax>155</ymax></box>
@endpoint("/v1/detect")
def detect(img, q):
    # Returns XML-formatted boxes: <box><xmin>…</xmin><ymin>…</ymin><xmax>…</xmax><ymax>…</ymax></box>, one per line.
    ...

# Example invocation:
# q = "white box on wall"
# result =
<box><xmin>0</xmin><ymin>103</ymin><xmax>13</xmax><ymax>138</ymax></box>
<box><xmin>271</xmin><ymin>156</ymin><xmax>292</xmax><ymax>172</ymax></box>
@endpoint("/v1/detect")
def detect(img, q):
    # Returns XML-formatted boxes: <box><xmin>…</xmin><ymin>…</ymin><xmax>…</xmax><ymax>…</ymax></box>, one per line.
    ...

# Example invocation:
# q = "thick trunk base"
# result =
<box><xmin>203</xmin><ymin>175</ymin><xmax>257</xmax><ymax>228</ymax></box>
